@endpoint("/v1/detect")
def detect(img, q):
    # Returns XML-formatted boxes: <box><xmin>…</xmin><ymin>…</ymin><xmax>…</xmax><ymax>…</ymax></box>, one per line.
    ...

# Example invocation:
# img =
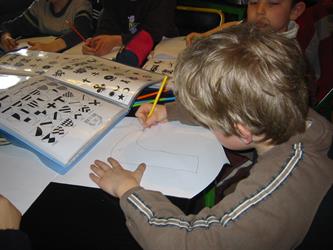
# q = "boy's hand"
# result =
<box><xmin>82</xmin><ymin>38</ymin><xmax>97</xmax><ymax>55</ymax></box>
<box><xmin>28</xmin><ymin>38</ymin><xmax>66</xmax><ymax>52</ymax></box>
<box><xmin>0</xmin><ymin>32</ymin><xmax>18</xmax><ymax>51</ymax></box>
<box><xmin>135</xmin><ymin>103</ymin><xmax>168</xmax><ymax>128</ymax></box>
<box><xmin>90</xmin><ymin>157</ymin><xmax>146</xmax><ymax>198</ymax></box>
<box><xmin>82</xmin><ymin>35</ymin><xmax>122</xmax><ymax>56</ymax></box>
<box><xmin>0</xmin><ymin>195</ymin><xmax>21</xmax><ymax>230</ymax></box>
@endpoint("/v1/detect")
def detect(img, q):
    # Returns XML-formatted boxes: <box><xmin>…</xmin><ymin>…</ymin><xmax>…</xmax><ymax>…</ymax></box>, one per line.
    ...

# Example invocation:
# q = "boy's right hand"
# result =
<box><xmin>0</xmin><ymin>32</ymin><xmax>18</xmax><ymax>51</ymax></box>
<box><xmin>82</xmin><ymin>35</ymin><xmax>122</xmax><ymax>56</ymax></box>
<box><xmin>135</xmin><ymin>103</ymin><xmax>168</xmax><ymax>128</ymax></box>
<box><xmin>82</xmin><ymin>38</ymin><xmax>98</xmax><ymax>55</ymax></box>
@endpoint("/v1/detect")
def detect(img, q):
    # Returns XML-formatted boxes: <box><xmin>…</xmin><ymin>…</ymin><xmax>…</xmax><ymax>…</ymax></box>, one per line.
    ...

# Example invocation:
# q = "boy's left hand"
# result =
<box><xmin>28</xmin><ymin>39</ymin><xmax>66</xmax><ymax>52</ymax></box>
<box><xmin>90</xmin><ymin>157</ymin><xmax>146</xmax><ymax>198</ymax></box>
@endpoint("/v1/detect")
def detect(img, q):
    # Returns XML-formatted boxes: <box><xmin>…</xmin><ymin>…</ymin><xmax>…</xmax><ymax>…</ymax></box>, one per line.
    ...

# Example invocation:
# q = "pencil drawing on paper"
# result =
<box><xmin>109</xmin><ymin>121</ymin><xmax>200</xmax><ymax>173</ymax></box>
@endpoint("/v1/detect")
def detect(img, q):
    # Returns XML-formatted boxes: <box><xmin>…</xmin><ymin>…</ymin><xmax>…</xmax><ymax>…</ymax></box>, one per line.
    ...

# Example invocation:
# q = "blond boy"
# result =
<box><xmin>90</xmin><ymin>25</ymin><xmax>333</xmax><ymax>250</ymax></box>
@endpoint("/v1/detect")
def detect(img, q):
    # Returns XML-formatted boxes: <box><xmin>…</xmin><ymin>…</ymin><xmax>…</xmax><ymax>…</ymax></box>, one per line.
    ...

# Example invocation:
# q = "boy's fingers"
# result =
<box><xmin>94</xmin><ymin>160</ymin><xmax>111</xmax><ymax>171</ymax></box>
<box><xmin>107</xmin><ymin>157</ymin><xmax>122</xmax><ymax>169</ymax></box>
<box><xmin>135</xmin><ymin>163</ymin><xmax>146</xmax><ymax>179</ymax></box>
<box><xmin>89</xmin><ymin>172</ymin><xmax>100</xmax><ymax>184</ymax></box>
<box><xmin>90</xmin><ymin>164</ymin><xmax>106</xmax><ymax>177</ymax></box>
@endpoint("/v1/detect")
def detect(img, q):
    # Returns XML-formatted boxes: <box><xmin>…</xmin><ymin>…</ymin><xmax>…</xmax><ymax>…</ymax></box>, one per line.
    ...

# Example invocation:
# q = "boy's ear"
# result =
<box><xmin>290</xmin><ymin>2</ymin><xmax>306</xmax><ymax>20</ymax></box>
<box><xmin>235</xmin><ymin>123</ymin><xmax>253</xmax><ymax>145</ymax></box>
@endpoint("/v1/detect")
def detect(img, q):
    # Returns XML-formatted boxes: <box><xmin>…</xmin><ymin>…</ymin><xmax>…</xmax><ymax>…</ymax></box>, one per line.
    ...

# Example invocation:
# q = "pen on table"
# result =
<box><xmin>147</xmin><ymin>76</ymin><xmax>168</xmax><ymax>118</ymax></box>
<box><xmin>65</xmin><ymin>20</ymin><xmax>86</xmax><ymax>43</ymax></box>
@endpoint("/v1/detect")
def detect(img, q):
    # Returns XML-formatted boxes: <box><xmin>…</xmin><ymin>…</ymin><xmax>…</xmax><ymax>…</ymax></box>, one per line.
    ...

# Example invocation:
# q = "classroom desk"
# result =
<box><xmin>17</xmin><ymin>88</ymin><xmax>210</xmax><ymax>250</ymax></box>
<box><xmin>0</xmin><ymin>40</ymin><xmax>238</xmax><ymax>249</ymax></box>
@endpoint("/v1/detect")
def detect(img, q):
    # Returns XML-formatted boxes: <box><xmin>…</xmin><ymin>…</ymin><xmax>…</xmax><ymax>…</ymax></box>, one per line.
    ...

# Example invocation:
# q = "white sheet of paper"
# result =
<box><xmin>0</xmin><ymin>144</ymin><xmax>58</xmax><ymax>214</ymax></box>
<box><xmin>150</xmin><ymin>36</ymin><xmax>187</xmax><ymax>60</ymax></box>
<box><xmin>55</xmin><ymin>117</ymin><xmax>228</xmax><ymax>198</ymax></box>
<box><xmin>0</xmin><ymin>117</ymin><xmax>227</xmax><ymax>214</ymax></box>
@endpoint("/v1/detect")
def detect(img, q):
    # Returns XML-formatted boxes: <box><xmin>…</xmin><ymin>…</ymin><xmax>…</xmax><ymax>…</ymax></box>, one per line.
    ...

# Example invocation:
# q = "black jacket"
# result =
<box><xmin>97</xmin><ymin>0</ymin><xmax>178</xmax><ymax>45</ymax></box>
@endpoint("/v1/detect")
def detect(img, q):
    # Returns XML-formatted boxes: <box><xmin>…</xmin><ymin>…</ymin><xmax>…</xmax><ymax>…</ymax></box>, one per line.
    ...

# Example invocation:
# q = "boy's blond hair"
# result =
<box><xmin>174</xmin><ymin>24</ymin><xmax>309</xmax><ymax>144</ymax></box>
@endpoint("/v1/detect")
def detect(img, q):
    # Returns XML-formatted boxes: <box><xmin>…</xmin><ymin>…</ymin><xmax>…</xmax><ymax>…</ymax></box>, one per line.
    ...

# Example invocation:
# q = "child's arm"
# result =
<box><xmin>89</xmin><ymin>158</ymin><xmax>146</xmax><ymax>198</ymax></box>
<box><xmin>186</xmin><ymin>21</ymin><xmax>242</xmax><ymax>46</ymax></box>
<box><xmin>28</xmin><ymin>38</ymin><xmax>67</xmax><ymax>53</ymax></box>
<box><xmin>82</xmin><ymin>35</ymin><xmax>122</xmax><ymax>56</ymax></box>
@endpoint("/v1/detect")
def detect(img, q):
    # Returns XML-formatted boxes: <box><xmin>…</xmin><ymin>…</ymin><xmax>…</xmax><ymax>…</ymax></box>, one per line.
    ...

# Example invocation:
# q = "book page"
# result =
<box><xmin>143</xmin><ymin>36</ymin><xmax>186</xmax><ymax>90</ymax></box>
<box><xmin>0</xmin><ymin>76</ymin><xmax>127</xmax><ymax>170</ymax></box>
<box><xmin>45</xmin><ymin>56</ymin><xmax>164</xmax><ymax>107</ymax></box>
<box><xmin>0</xmin><ymin>49</ymin><xmax>83</xmax><ymax>76</ymax></box>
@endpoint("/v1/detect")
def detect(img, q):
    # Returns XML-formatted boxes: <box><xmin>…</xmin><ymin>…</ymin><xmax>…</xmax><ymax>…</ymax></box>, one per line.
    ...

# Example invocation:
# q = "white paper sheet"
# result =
<box><xmin>150</xmin><ymin>36</ymin><xmax>187</xmax><ymax>60</ymax></box>
<box><xmin>0</xmin><ymin>117</ymin><xmax>227</xmax><ymax>214</ymax></box>
<box><xmin>55</xmin><ymin>117</ymin><xmax>228</xmax><ymax>198</ymax></box>
<box><xmin>0</xmin><ymin>144</ymin><xmax>58</xmax><ymax>214</ymax></box>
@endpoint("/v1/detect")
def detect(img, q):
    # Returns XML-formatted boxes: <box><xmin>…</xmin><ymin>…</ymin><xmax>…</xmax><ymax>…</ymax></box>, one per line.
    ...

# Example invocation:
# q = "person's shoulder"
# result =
<box><xmin>308</xmin><ymin>109</ymin><xmax>333</xmax><ymax>132</ymax></box>
<box><xmin>302</xmin><ymin>108</ymin><xmax>333</xmax><ymax>152</ymax></box>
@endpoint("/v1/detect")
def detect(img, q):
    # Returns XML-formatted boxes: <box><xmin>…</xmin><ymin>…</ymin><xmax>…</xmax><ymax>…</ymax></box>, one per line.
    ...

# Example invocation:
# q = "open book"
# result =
<box><xmin>0</xmin><ymin>49</ymin><xmax>82</xmax><ymax>76</ymax></box>
<box><xmin>0</xmin><ymin>54</ymin><xmax>164</xmax><ymax>174</ymax></box>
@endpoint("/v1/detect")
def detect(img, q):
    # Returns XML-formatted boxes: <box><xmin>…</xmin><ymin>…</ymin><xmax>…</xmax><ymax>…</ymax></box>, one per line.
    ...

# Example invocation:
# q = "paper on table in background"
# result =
<box><xmin>143</xmin><ymin>59</ymin><xmax>176</xmax><ymax>89</ymax></box>
<box><xmin>149</xmin><ymin>36</ymin><xmax>187</xmax><ymax>60</ymax></box>
<box><xmin>0</xmin><ymin>144</ymin><xmax>58</xmax><ymax>214</ymax></box>
<box><xmin>143</xmin><ymin>36</ymin><xmax>186</xmax><ymax>90</ymax></box>
<box><xmin>63</xmin><ymin>41</ymin><xmax>121</xmax><ymax>60</ymax></box>
<box><xmin>55</xmin><ymin>117</ymin><xmax>228</xmax><ymax>198</ymax></box>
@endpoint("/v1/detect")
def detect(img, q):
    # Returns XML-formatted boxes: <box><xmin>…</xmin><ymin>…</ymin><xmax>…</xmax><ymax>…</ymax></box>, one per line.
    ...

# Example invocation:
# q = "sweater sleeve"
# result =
<box><xmin>139</xmin><ymin>0</ymin><xmax>177</xmax><ymax>44</ymax></box>
<box><xmin>0</xmin><ymin>1</ymin><xmax>41</xmax><ymax>38</ymax></box>
<box><xmin>61</xmin><ymin>13</ymin><xmax>93</xmax><ymax>49</ymax></box>
<box><xmin>166</xmin><ymin>100</ymin><xmax>199</xmax><ymax>126</ymax></box>
<box><xmin>0</xmin><ymin>230</ymin><xmax>31</xmax><ymax>250</ymax></box>
<box><xmin>119</xmin><ymin>187</ymin><xmax>243</xmax><ymax>250</ymax></box>
<box><xmin>60</xmin><ymin>0</ymin><xmax>93</xmax><ymax>49</ymax></box>
<box><xmin>95</xmin><ymin>1</ymin><xmax>122</xmax><ymax>36</ymax></box>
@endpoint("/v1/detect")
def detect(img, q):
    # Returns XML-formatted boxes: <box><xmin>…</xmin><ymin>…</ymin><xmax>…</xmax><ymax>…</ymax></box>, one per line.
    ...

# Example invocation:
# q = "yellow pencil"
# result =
<box><xmin>147</xmin><ymin>76</ymin><xmax>168</xmax><ymax>118</ymax></box>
